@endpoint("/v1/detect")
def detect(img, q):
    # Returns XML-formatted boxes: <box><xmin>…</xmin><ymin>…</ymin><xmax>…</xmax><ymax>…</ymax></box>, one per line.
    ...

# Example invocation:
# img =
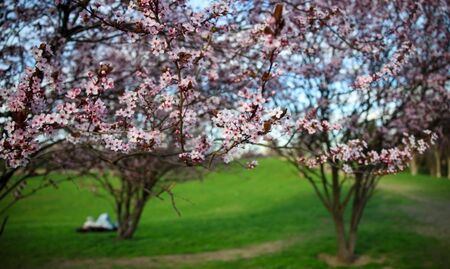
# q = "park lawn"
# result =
<box><xmin>0</xmin><ymin>158</ymin><xmax>449</xmax><ymax>269</ymax></box>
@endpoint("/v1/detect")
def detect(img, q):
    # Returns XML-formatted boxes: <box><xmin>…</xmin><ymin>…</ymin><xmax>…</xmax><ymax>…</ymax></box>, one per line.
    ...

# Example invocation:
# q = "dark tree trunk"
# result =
<box><xmin>347</xmin><ymin>227</ymin><xmax>358</xmax><ymax>256</ymax></box>
<box><xmin>298</xmin><ymin>162</ymin><xmax>377</xmax><ymax>264</ymax></box>
<box><xmin>326</xmin><ymin>169</ymin><xmax>373</xmax><ymax>264</ymax></box>
<box><xmin>410</xmin><ymin>155</ymin><xmax>418</xmax><ymax>176</ymax></box>
<box><xmin>434</xmin><ymin>148</ymin><xmax>441</xmax><ymax>178</ymax></box>
<box><xmin>329</xmin><ymin>167</ymin><xmax>356</xmax><ymax>263</ymax></box>
<box><xmin>447</xmin><ymin>156</ymin><xmax>450</xmax><ymax>180</ymax></box>
<box><xmin>115</xmin><ymin>178</ymin><xmax>154</xmax><ymax>240</ymax></box>
<box><xmin>0</xmin><ymin>216</ymin><xmax>8</xmax><ymax>237</ymax></box>
<box><xmin>0</xmin><ymin>169</ymin><xmax>16</xmax><ymax>201</ymax></box>
<box><xmin>117</xmin><ymin>200</ymin><xmax>146</xmax><ymax>239</ymax></box>
<box><xmin>333</xmin><ymin>213</ymin><xmax>355</xmax><ymax>263</ymax></box>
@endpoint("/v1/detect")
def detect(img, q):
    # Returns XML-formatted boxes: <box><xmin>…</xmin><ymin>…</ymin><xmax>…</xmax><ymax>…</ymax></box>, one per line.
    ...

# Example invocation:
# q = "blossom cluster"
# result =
<box><xmin>354</xmin><ymin>42</ymin><xmax>415</xmax><ymax>90</ymax></box>
<box><xmin>297</xmin><ymin>130</ymin><xmax>437</xmax><ymax>175</ymax></box>
<box><xmin>1</xmin><ymin>0</ymin><xmax>443</xmax><ymax>181</ymax></box>
<box><xmin>297</xmin><ymin>118</ymin><xmax>341</xmax><ymax>135</ymax></box>
<box><xmin>1</xmin><ymin>0</ymin><xmax>289</xmax><ymax>168</ymax></box>
<box><xmin>0</xmin><ymin>44</ymin><xmax>68</xmax><ymax>167</ymax></box>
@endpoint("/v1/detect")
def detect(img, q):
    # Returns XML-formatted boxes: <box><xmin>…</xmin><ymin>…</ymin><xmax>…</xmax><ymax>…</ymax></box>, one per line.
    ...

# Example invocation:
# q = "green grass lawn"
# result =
<box><xmin>1</xmin><ymin>158</ymin><xmax>450</xmax><ymax>269</ymax></box>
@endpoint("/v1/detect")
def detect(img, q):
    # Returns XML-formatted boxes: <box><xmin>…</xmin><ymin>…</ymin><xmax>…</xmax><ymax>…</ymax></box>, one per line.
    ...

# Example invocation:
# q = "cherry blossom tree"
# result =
<box><xmin>54</xmin><ymin>143</ymin><xmax>202</xmax><ymax>239</ymax></box>
<box><xmin>242</xmin><ymin>0</ymin><xmax>448</xmax><ymax>263</ymax></box>
<box><xmin>0</xmin><ymin>0</ymin><xmax>114</xmax><ymax>233</ymax></box>
<box><xmin>0</xmin><ymin>0</ymin><xmax>446</xmax><ymax>258</ymax></box>
<box><xmin>0</xmin><ymin>0</ymin><xmax>288</xmax><ymax>228</ymax></box>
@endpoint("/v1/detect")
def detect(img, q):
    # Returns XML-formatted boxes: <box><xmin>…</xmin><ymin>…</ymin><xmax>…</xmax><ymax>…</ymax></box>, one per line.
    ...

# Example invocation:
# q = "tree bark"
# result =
<box><xmin>116</xmin><ymin>182</ymin><xmax>150</xmax><ymax>240</ymax></box>
<box><xmin>329</xmin><ymin>167</ymin><xmax>357</xmax><ymax>264</ymax></box>
<box><xmin>301</xmin><ymin>165</ymin><xmax>376</xmax><ymax>264</ymax></box>
<box><xmin>117</xmin><ymin>200</ymin><xmax>146</xmax><ymax>239</ymax></box>
<box><xmin>332</xmin><ymin>213</ymin><xmax>355</xmax><ymax>263</ymax></box>
<box><xmin>447</xmin><ymin>156</ymin><xmax>450</xmax><ymax>180</ymax></box>
<box><xmin>347</xmin><ymin>227</ymin><xmax>358</xmax><ymax>256</ymax></box>
<box><xmin>0</xmin><ymin>216</ymin><xmax>8</xmax><ymax>237</ymax></box>
<box><xmin>434</xmin><ymin>148</ymin><xmax>441</xmax><ymax>178</ymax></box>
<box><xmin>410</xmin><ymin>155</ymin><xmax>418</xmax><ymax>176</ymax></box>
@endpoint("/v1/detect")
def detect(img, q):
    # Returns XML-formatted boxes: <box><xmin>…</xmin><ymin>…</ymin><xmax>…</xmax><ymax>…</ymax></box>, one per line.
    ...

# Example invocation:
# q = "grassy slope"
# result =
<box><xmin>0</xmin><ymin>158</ymin><xmax>449</xmax><ymax>269</ymax></box>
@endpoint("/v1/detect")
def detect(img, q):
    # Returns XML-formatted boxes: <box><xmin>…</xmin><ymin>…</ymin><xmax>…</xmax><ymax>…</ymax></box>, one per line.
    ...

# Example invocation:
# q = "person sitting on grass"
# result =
<box><xmin>77</xmin><ymin>213</ymin><xmax>117</xmax><ymax>232</ymax></box>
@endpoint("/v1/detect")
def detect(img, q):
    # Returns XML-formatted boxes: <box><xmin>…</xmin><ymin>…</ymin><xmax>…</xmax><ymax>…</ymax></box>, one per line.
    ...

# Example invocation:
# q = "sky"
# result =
<box><xmin>189</xmin><ymin>0</ymin><xmax>213</xmax><ymax>10</ymax></box>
